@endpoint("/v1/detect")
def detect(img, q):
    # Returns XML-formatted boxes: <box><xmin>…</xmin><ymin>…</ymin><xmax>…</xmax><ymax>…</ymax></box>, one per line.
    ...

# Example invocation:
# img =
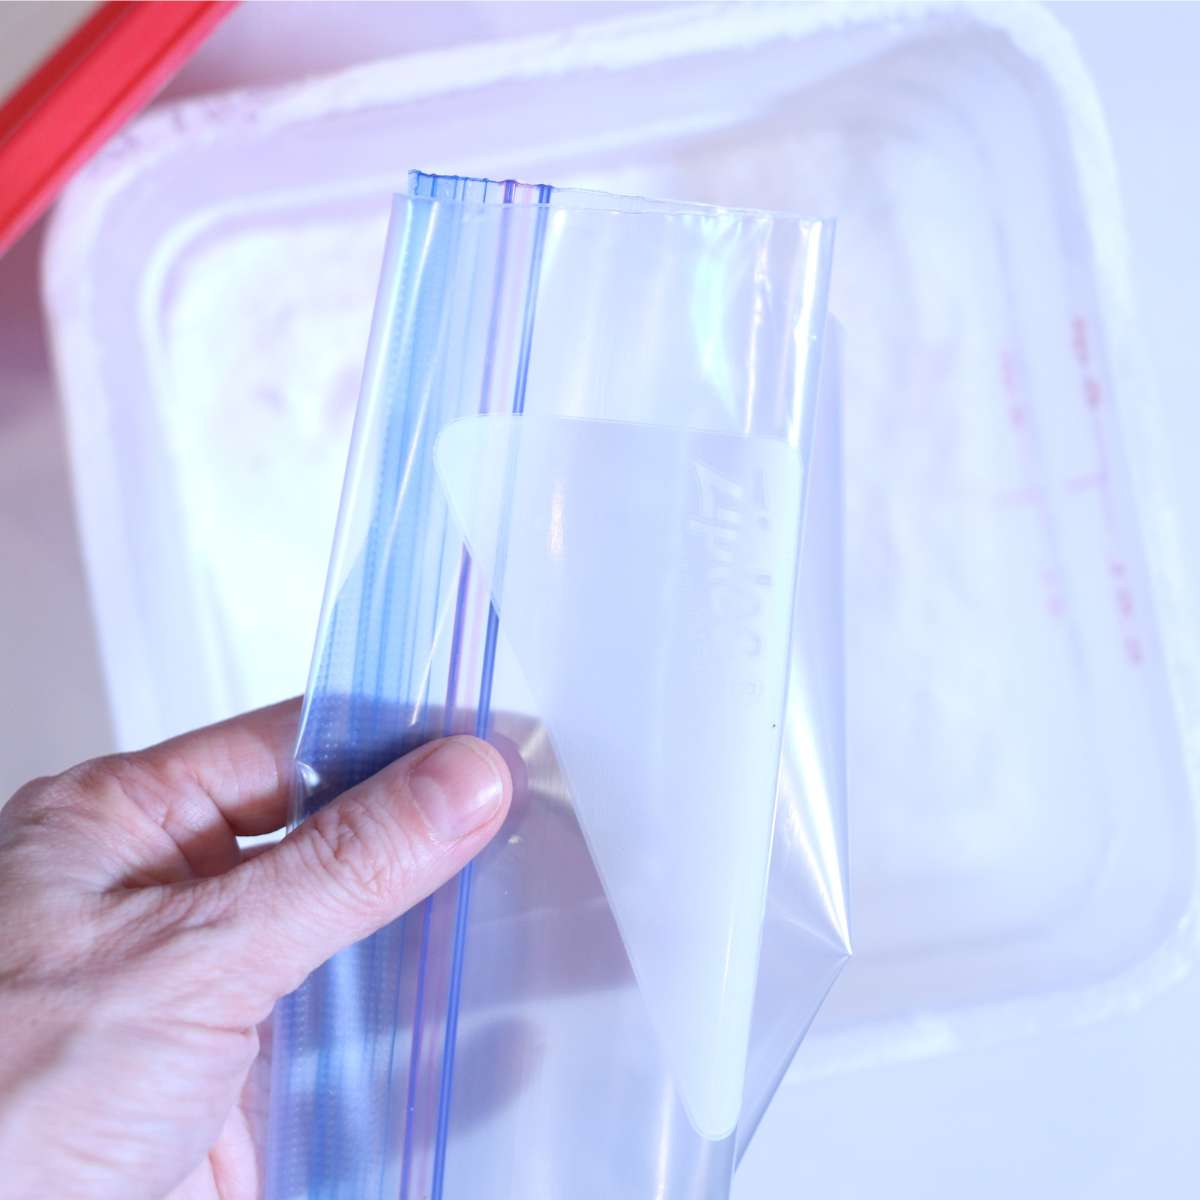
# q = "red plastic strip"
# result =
<box><xmin>0</xmin><ymin>1</ymin><xmax>237</xmax><ymax>257</ymax></box>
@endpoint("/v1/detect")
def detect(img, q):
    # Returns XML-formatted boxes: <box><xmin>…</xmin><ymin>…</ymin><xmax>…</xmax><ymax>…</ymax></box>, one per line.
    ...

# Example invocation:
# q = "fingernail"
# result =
<box><xmin>410</xmin><ymin>738</ymin><xmax>506</xmax><ymax>843</ymax></box>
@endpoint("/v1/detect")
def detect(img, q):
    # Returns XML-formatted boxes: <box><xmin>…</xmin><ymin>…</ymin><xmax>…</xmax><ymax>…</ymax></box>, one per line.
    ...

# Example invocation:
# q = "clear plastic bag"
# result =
<box><xmin>265</xmin><ymin>173</ymin><xmax>848</xmax><ymax>1200</ymax></box>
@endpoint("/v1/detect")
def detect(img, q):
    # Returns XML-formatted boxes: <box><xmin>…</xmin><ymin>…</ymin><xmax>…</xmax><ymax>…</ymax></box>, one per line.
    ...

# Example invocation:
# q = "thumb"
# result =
<box><xmin>210</xmin><ymin>735</ymin><xmax>510</xmax><ymax>997</ymax></box>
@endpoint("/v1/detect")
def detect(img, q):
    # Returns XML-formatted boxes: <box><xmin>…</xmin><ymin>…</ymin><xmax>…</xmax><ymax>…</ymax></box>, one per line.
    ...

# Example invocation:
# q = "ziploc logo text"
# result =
<box><xmin>689</xmin><ymin>458</ymin><xmax>777</xmax><ymax>701</ymax></box>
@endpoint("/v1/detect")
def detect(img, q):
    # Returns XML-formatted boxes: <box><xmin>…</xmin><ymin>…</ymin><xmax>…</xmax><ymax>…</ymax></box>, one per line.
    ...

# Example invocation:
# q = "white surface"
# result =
<box><xmin>3</xmin><ymin>0</ymin><xmax>1200</xmax><ymax>1194</ymax></box>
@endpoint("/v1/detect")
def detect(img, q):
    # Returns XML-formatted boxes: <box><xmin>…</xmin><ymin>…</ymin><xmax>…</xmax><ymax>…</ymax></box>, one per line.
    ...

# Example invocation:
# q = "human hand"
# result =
<box><xmin>0</xmin><ymin>699</ymin><xmax>511</xmax><ymax>1200</ymax></box>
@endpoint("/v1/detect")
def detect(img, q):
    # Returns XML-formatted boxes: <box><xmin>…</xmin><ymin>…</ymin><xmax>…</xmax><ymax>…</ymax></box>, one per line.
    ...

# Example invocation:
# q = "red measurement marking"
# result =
<box><xmin>1072</xmin><ymin>316</ymin><xmax>1090</xmax><ymax>366</ymax></box>
<box><xmin>998</xmin><ymin>344</ymin><xmax>1071</xmax><ymax>624</ymax></box>
<box><xmin>1065</xmin><ymin>324</ymin><xmax>1145</xmax><ymax>666</ymax></box>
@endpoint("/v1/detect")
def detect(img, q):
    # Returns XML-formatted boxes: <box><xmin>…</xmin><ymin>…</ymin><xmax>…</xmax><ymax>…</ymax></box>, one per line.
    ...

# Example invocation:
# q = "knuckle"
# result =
<box><xmin>0</xmin><ymin>778</ymin><xmax>86</xmax><ymax>868</ymax></box>
<box><xmin>9</xmin><ymin>749</ymin><xmax>198</xmax><ymax>832</ymax></box>
<box><xmin>62</xmin><ymin>752</ymin><xmax>135</xmax><ymax>793</ymax></box>
<box><xmin>304</xmin><ymin>800</ymin><xmax>409</xmax><ymax>910</ymax></box>
<box><xmin>59</xmin><ymin>749</ymin><xmax>212</xmax><ymax>837</ymax></box>
<box><xmin>61</xmin><ymin>752</ymin><xmax>160</xmax><ymax>816</ymax></box>
<box><xmin>2</xmin><ymin>777</ymin><xmax>56</xmax><ymax>823</ymax></box>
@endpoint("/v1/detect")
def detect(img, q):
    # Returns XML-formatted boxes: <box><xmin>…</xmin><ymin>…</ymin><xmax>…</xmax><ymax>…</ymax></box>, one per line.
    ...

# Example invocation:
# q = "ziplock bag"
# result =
<box><xmin>265</xmin><ymin>173</ymin><xmax>848</xmax><ymax>1200</ymax></box>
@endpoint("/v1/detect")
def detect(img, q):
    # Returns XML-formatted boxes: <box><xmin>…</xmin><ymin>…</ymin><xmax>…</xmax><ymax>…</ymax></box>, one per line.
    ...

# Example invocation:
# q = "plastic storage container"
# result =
<box><xmin>43</xmin><ymin>3</ymin><xmax>1200</xmax><ymax>1195</ymax></box>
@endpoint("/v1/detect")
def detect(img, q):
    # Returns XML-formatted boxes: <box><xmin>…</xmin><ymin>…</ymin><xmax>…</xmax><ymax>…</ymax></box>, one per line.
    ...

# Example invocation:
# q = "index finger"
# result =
<box><xmin>100</xmin><ymin>697</ymin><xmax>303</xmax><ymax>882</ymax></box>
<box><xmin>140</xmin><ymin>696</ymin><xmax>303</xmax><ymax>838</ymax></box>
<box><xmin>4</xmin><ymin>698</ymin><xmax>305</xmax><ymax>888</ymax></box>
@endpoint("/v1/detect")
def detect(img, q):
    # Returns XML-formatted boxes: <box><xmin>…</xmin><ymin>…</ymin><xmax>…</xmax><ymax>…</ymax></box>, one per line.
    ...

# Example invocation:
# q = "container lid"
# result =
<box><xmin>0</xmin><ymin>0</ymin><xmax>234</xmax><ymax>256</ymax></box>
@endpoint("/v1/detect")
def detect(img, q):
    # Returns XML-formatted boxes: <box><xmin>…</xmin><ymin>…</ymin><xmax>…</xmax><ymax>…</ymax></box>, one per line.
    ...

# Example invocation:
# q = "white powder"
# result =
<box><xmin>162</xmin><ymin>204</ymin><xmax>391</xmax><ymax>707</ymax></box>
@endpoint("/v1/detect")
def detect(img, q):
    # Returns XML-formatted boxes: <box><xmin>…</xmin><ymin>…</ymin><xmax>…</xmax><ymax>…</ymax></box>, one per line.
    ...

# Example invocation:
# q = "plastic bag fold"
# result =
<box><xmin>266</xmin><ymin>173</ymin><xmax>848</xmax><ymax>1200</ymax></box>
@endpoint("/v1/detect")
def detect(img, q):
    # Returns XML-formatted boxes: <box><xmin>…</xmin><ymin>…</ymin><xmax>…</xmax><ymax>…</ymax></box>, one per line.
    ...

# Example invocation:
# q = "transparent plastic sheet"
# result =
<box><xmin>265</xmin><ymin>173</ymin><xmax>847</xmax><ymax>1200</ymax></box>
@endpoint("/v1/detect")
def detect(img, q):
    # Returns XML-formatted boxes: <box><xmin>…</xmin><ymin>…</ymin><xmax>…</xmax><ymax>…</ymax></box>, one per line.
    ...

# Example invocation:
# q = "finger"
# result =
<box><xmin>139</xmin><ymin>697</ymin><xmax>303</xmax><ymax>838</ymax></box>
<box><xmin>207</xmin><ymin>735</ymin><xmax>511</xmax><ymax>997</ymax></box>
<box><xmin>22</xmin><ymin>699</ymin><xmax>302</xmax><ymax>887</ymax></box>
